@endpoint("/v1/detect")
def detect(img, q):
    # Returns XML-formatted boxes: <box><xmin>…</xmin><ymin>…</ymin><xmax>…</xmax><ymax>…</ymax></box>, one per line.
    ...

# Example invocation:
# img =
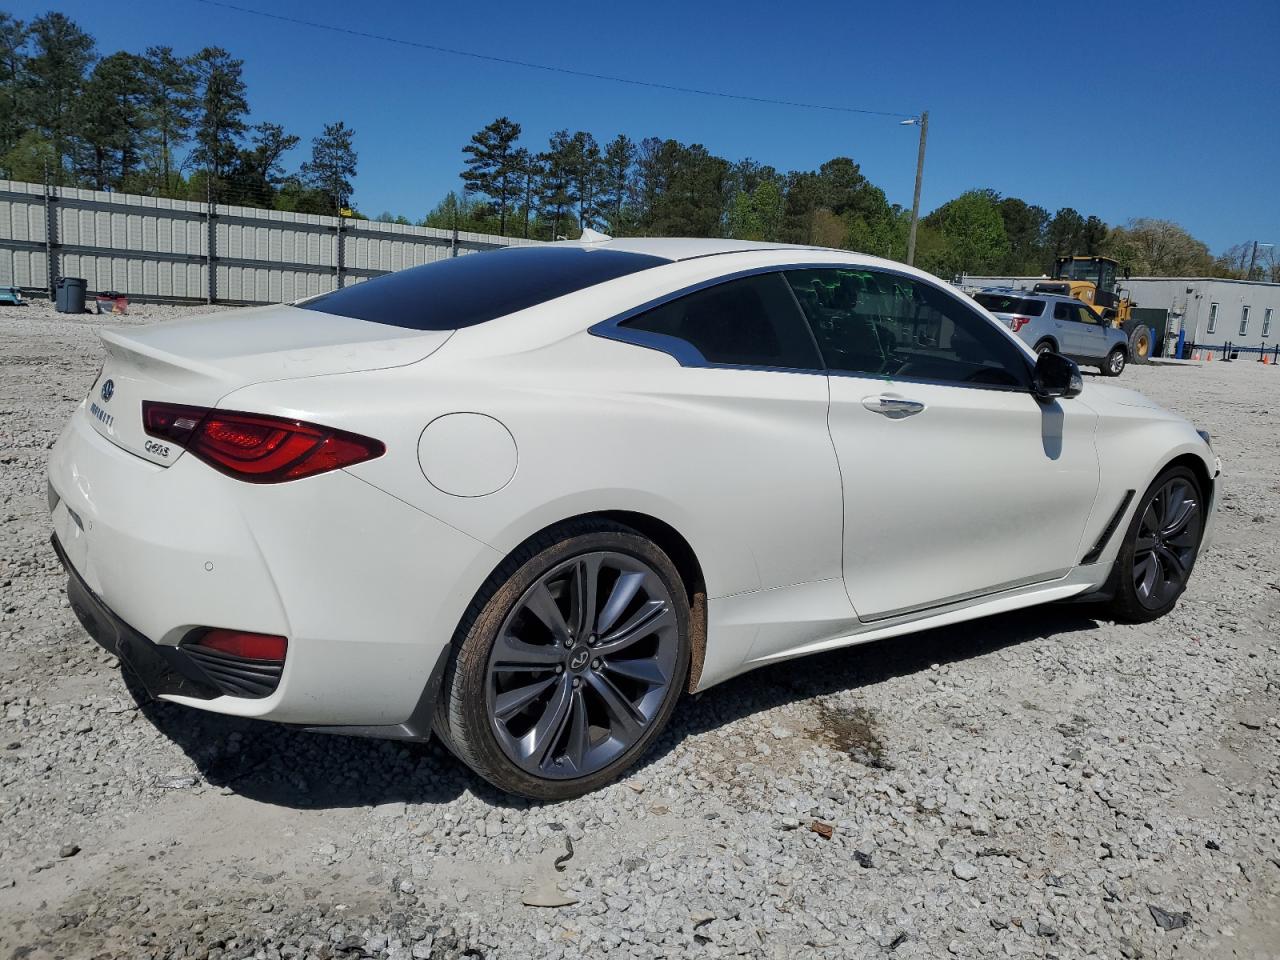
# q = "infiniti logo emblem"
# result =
<box><xmin>569</xmin><ymin>648</ymin><xmax>590</xmax><ymax>671</ymax></box>
<box><xmin>100</xmin><ymin>379</ymin><xmax>114</xmax><ymax>402</ymax></box>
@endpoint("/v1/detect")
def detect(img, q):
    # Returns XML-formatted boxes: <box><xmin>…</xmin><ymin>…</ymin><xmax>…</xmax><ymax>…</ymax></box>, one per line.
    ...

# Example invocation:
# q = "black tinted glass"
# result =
<box><xmin>785</xmin><ymin>268</ymin><xmax>1029</xmax><ymax>389</ymax></box>
<box><xmin>300</xmin><ymin>246</ymin><xmax>669</xmax><ymax>330</ymax></box>
<box><xmin>621</xmin><ymin>272</ymin><xmax>821</xmax><ymax>369</ymax></box>
<box><xmin>974</xmin><ymin>294</ymin><xmax>1046</xmax><ymax>317</ymax></box>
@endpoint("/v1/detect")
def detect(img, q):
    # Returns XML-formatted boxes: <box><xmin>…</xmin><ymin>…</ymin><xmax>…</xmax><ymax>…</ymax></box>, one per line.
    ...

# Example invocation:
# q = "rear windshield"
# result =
<box><xmin>299</xmin><ymin>246</ymin><xmax>669</xmax><ymax>330</ymax></box>
<box><xmin>973</xmin><ymin>294</ymin><xmax>1046</xmax><ymax>317</ymax></box>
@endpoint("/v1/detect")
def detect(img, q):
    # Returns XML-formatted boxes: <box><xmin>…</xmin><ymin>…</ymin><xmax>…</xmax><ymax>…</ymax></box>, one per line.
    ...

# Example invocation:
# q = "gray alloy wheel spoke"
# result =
<box><xmin>1134</xmin><ymin>554</ymin><xmax>1159</xmax><ymax>599</ymax></box>
<box><xmin>486</xmin><ymin>550</ymin><xmax>678</xmax><ymax>780</ymax></box>
<box><xmin>597</xmin><ymin>571</ymin><xmax>646</xmax><ymax>635</ymax></box>
<box><xmin>492</xmin><ymin>633</ymin><xmax>562</xmax><ymax>670</ymax></box>
<box><xmin>571</xmin><ymin>555</ymin><xmax>602</xmax><ymax>640</ymax></box>
<box><xmin>586</xmin><ymin>671</ymin><xmax>645</xmax><ymax>741</ymax></box>
<box><xmin>525</xmin><ymin>583</ymin><xmax>573</xmax><ymax>646</ymax></box>
<box><xmin>1134</xmin><ymin>533</ymin><xmax>1157</xmax><ymax>554</ymax></box>
<box><xmin>1161</xmin><ymin>494</ymin><xmax>1197</xmax><ymax>537</ymax></box>
<box><xmin>493</xmin><ymin>675</ymin><xmax>556</xmax><ymax>720</ymax></box>
<box><xmin>1154</xmin><ymin>544</ymin><xmax>1188</xmax><ymax>582</ymax></box>
<box><xmin>563</xmin><ymin>689</ymin><xmax>591</xmax><ymax>772</ymax></box>
<box><xmin>595</xmin><ymin>600</ymin><xmax>671</xmax><ymax>657</ymax></box>
<box><xmin>603</xmin><ymin>655</ymin><xmax>667</xmax><ymax>686</ymax></box>
<box><xmin>522</xmin><ymin>675</ymin><xmax>573</xmax><ymax>769</ymax></box>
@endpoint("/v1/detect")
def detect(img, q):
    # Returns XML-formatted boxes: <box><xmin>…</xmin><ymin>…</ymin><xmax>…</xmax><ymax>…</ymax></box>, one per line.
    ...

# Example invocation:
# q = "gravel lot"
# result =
<box><xmin>2</xmin><ymin>300</ymin><xmax>1278</xmax><ymax>960</ymax></box>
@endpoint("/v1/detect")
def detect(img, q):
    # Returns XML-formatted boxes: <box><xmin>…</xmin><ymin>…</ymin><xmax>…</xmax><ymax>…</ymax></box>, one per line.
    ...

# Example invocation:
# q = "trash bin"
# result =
<box><xmin>55</xmin><ymin>277</ymin><xmax>87</xmax><ymax>314</ymax></box>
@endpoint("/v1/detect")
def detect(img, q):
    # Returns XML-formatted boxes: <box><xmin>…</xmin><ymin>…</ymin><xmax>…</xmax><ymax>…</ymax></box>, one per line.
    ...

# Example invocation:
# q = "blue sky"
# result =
<box><xmin>14</xmin><ymin>0</ymin><xmax>1279</xmax><ymax>251</ymax></box>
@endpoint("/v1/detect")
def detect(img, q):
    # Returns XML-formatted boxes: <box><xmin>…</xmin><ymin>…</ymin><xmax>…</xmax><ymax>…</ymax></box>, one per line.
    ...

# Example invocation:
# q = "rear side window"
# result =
<box><xmin>973</xmin><ymin>294</ymin><xmax>1046</xmax><ymax>316</ymax></box>
<box><xmin>299</xmin><ymin>246</ymin><xmax>669</xmax><ymax>330</ymax></box>
<box><xmin>620</xmin><ymin>272</ymin><xmax>821</xmax><ymax>369</ymax></box>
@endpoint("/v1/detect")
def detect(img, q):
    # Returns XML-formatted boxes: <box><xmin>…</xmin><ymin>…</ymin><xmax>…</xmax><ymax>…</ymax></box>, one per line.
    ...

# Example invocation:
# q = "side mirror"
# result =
<box><xmin>1032</xmin><ymin>350</ymin><xmax>1083</xmax><ymax>400</ymax></box>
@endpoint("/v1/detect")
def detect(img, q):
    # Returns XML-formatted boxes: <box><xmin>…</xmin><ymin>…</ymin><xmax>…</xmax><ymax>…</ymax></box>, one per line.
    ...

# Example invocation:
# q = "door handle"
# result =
<box><xmin>862</xmin><ymin>395</ymin><xmax>925</xmax><ymax>416</ymax></box>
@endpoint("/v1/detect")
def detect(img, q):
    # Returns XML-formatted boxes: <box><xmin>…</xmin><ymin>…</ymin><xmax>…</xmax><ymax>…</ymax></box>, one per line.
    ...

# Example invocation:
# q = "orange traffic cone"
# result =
<box><xmin>1263</xmin><ymin>354</ymin><xmax>1270</xmax><ymax>365</ymax></box>
<box><xmin>1206</xmin><ymin>352</ymin><xmax>1213</xmax><ymax>361</ymax></box>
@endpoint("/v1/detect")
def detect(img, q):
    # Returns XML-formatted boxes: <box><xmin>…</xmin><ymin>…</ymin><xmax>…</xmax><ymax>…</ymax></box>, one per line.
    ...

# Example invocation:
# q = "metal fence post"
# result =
<box><xmin>43</xmin><ymin>165</ymin><xmax>58</xmax><ymax>300</ymax></box>
<box><xmin>336</xmin><ymin>216</ymin><xmax>346</xmax><ymax>289</ymax></box>
<box><xmin>206</xmin><ymin>178</ymin><xmax>216</xmax><ymax>304</ymax></box>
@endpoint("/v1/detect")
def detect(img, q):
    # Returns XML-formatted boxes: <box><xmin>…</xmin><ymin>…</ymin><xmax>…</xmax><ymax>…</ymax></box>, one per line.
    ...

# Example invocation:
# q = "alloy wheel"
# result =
<box><xmin>1110</xmin><ymin>350</ymin><xmax>1126</xmax><ymax>374</ymax></box>
<box><xmin>484</xmin><ymin>551</ymin><xmax>679</xmax><ymax>779</ymax></box>
<box><xmin>1132</xmin><ymin>477</ymin><xmax>1201</xmax><ymax>609</ymax></box>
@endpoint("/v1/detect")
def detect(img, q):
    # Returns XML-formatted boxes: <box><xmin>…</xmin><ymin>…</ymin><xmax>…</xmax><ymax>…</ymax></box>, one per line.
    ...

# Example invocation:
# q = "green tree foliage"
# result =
<box><xmin>189</xmin><ymin>46</ymin><xmax>247</xmax><ymax>187</ymax></box>
<box><xmin>301</xmin><ymin>120</ymin><xmax>356</xmax><ymax>212</ymax></box>
<box><xmin>924</xmin><ymin>190</ymin><xmax>1010</xmax><ymax>276</ymax></box>
<box><xmin>228</xmin><ymin>121</ymin><xmax>299</xmax><ymax>205</ymax></box>
<box><xmin>140</xmin><ymin>45</ymin><xmax>196</xmax><ymax>194</ymax></box>
<box><xmin>461</xmin><ymin>116</ymin><xmax>522</xmax><ymax>234</ymax></box>
<box><xmin>600</xmin><ymin>134</ymin><xmax>635</xmax><ymax>234</ymax></box>
<box><xmin>0</xmin><ymin>12</ymin><xmax>29</xmax><ymax>160</ymax></box>
<box><xmin>26</xmin><ymin>12</ymin><xmax>94</xmax><ymax>184</ymax></box>
<box><xmin>74</xmin><ymin>52</ymin><xmax>148</xmax><ymax>190</ymax></box>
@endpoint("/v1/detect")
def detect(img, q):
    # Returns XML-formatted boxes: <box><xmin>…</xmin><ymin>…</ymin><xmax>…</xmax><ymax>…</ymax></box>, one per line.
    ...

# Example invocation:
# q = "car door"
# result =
<box><xmin>784</xmin><ymin>267</ymin><xmax>1101</xmax><ymax>621</ymax></box>
<box><xmin>1071</xmin><ymin>302</ymin><xmax>1110</xmax><ymax>359</ymax></box>
<box><xmin>1052</xmin><ymin>300</ymin><xmax>1088</xmax><ymax>356</ymax></box>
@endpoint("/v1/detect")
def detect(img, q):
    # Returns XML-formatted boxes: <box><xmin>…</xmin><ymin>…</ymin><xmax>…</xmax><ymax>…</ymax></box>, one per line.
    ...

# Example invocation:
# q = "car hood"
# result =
<box><xmin>1080</xmin><ymin>383</ymin><xmax>1183</xmax><ymax>419</ymax></box>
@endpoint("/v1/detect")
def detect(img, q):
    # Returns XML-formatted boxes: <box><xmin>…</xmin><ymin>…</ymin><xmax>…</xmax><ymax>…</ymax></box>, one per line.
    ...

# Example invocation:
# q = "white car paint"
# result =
<box><xmin>47</xmin><ymin>239</ymin><xmax>1220</xmax><ymax>734</ymax></box>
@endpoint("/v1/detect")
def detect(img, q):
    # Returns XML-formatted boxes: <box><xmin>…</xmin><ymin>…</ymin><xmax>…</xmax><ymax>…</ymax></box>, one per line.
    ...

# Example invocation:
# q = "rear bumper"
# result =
<box><xmin>53</xmin><ymin>532</ymin><xmax>220</xmax><ymax>700</ymax></box>
<box><xmin>48</xmin><ymin>405</ymin><xmax>501</xmax><ymax>730</ymax></box>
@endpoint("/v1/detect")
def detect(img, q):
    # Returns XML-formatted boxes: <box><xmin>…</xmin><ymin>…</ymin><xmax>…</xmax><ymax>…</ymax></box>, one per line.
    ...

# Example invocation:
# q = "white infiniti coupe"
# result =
<box><xmin>48</xmin><ymin>237</ymin><xmax>1220</xmax><ymax>799</ymax></box>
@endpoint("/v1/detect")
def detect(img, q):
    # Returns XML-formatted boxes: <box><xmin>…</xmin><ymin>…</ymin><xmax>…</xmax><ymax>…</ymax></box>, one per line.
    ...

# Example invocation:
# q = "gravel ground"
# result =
<box><xmin>2</xmin><ymin>300</ymin><xmax>1278</xmax><ymax>960</ymax></box>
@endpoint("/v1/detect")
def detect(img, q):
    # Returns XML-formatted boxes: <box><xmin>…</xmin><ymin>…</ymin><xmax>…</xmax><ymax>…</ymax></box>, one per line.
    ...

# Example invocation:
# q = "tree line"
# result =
<box><xmin>439</xmin><ymin>116</ymin><xmax>1273</xmax><ymax>280</ymax></box>
<box><xmin>1</xmin><ymin>10</ymin><xmax>1270</xmax><ymax>281</ymax></box>
<box><xmin>0</xmin><ymin>10</ymin><xmax>358</xmax><ymax>215</ymax></box>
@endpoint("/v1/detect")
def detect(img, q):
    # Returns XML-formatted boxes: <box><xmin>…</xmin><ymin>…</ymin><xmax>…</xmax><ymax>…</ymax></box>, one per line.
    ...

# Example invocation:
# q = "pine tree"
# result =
<box><xmin>538</xmin><ymin>131</ymin><xmax>580</xmax><ymax>239</ymax></box>
<box><xmin>568</xmin><ymin>131</ymin><xmax>601</xmax><ymax>232</ymax></box>
<box><xmin>301</xmin><ymin>121</ymin><xmax>357</xmax><ymax>212</ymax></box>
<box><xmin>460</xmin><ymin>116</ymin><xmax>522</xmax><ymax>235</ymax></box>
<box><xmin>0</xmin><ymin>13</ymin><xmax>29</xmax><ymax>162</ymax></box>
<box><xmin>141</xmin><ymin>46</ymin><xmax>196</xmax><ymax>195</ymax></box>
<box><xmin>74</xmin><ymin>52</ymin><xmax>148</xmax><ymax>190</ymax></box>
<box><xmin>229</xmin><ymin>122</ymin><xmax>299</xmax><ymax>205</ymax></box>
<box><xmin>190</xmin><ymin>46</ymin><xmax>248</xmax><ymax>188</ymax></box>
<box><xmin>600</xmin><ymin>134</ymin><xmax>635</xmax><ymax>234</ymax></box>
<box><xmin>26</xmin><ymin>12</ymin><xmax>94</xmax><ymax>184</ymax></box>
<box><xmin>510</xmin><ymin>147</ymin><xmax>536</xmax><ymax>239</ymax></box>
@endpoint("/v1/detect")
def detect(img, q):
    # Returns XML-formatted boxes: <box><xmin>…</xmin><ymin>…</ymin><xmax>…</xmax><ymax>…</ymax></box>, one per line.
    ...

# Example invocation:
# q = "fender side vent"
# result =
<box><xmin>1081</xmin><ymin>489</ymin><xmax>1135</xmax><ymax>565</ymax></box>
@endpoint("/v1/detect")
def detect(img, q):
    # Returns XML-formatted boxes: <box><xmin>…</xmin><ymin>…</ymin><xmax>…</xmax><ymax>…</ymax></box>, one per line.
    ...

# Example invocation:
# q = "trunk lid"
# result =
<box><xmin>84</xmin><ymin>303</ymin><xmax>451</xmax><ymax>466</ymax></box>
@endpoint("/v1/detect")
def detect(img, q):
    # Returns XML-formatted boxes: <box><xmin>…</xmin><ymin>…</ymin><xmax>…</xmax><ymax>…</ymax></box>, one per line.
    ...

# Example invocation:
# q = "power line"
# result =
<box><xmin>191</xmin><ymin>0</ymin><xmax>916</xmax><ymax>119</ymax></box>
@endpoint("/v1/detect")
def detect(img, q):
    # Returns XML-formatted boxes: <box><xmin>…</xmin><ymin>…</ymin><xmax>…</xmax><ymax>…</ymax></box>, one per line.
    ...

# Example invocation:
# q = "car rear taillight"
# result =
<box><xmin>142</xmin><ymin>402</ymin><xmax>384</xmax><ymax>482</ymax></box>
<box><xmin>1008</xmin><ymin>315</ymin><xmax>1031</xmax><ymax>333</ymax></box>
<box><xmin>191</xmin><ymin>628</ymin><xmax>288</xmax><ymax>662</ymax></box>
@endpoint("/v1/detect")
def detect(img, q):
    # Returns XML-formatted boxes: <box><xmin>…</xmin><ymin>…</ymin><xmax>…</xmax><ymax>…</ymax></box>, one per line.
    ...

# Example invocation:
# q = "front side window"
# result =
<box><xmin>1239</xmin><ymin>305</ymin><xmax>1251</xmax><ymax>336</ymax></box>
<box><xmin>1264</xmin><ymin>308</ymin><xmax>1273</xmax><ymax>337</ymax></box>
<box><xmin>619</xmin><ymin>272</ymin><xmax>821</xmax><ymax>369</ymax></box>
<box><xmin>1207</xmin><ymin>302</ymin><xmax>1219</xmax><ymax>333</ymax></box>
<box><xmin>784</xmin><ymin>268</ymin><xmax>1029</xmax><ymax>389</ymax></box>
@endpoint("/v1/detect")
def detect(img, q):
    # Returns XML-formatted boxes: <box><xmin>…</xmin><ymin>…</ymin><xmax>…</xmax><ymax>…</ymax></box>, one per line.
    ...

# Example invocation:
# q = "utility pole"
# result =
<box><xmin>905</xmin><ymin>111</ymin><xmax>929</xmax><ymax>267</ymax></box>
<box><xmin>1246</xmin><ymin>240</ymin><xmax>1258</xmax><ymax>280</ymax></box>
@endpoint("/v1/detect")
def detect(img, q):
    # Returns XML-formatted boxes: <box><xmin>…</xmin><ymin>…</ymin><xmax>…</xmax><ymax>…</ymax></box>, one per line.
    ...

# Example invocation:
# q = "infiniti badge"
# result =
<box><xmin>100</xmin><ymin>379</ymin><xmax>114</xmax><ymax>402</ymax></box>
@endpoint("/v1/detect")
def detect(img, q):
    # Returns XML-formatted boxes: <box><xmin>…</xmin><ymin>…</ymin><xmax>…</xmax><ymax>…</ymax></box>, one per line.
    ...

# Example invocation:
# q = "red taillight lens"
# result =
<box><xmin>142</xmin><ymin>402</ymin><xmax>384</xmax><ymax>483</ymax></box>
<box><xmin>1009</xmin><ymin>316</ymin><xmax>1030</xmax><ymax>333</ymax></box>
<box><xmin>191</xmin><ymin>628</ymin><xmax>287</xmax><ymax>662</ymax></box>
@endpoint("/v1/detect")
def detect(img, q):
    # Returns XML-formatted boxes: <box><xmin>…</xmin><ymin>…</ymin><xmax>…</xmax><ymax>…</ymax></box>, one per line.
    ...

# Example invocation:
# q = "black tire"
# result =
<box><xmin>1105</xmin><ymin>466</ymin><xmax>1204</xmax><ymax>623</ymax></box>
<box><xmin>1034</xmin><ymin>339</ymin><xmax>1057</xmax><ymax>355</ymax></box>
<box><xmin>1100</xmin><ymin>347</ymin><xmax>1126</xmax><ymax>377</ymax></box>
<box><xmin>1124</xmin><ymin>322</ymin><xmax>1151</xmax><ymax>364</ymax></box>
<box><xmin>435</xmin><ymin>518</ymin><xmax>691</xmax><ymax>801</ymax></box>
